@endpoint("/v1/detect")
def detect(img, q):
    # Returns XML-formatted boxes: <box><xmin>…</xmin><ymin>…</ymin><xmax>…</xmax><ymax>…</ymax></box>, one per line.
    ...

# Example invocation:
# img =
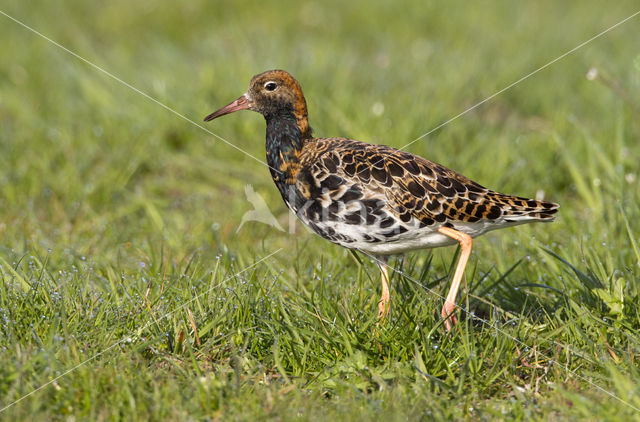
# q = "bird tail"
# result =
<box><xmin>488</xmin><ymin>192</ymin><xmax>559</xmax><ymax>222</ymax></box>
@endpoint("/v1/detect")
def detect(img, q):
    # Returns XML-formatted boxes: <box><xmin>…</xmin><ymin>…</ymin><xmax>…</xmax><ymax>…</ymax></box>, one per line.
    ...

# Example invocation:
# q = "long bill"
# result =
<box><xmin>203</xmin><ymin>94</ymin><xmax>250</xmax><ymax>121</ymax></box>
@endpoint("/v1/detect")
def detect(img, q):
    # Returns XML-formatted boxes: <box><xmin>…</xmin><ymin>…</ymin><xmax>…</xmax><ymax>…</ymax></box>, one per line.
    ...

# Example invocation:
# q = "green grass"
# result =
<box><xmin>1</xmin><ymin>0</ymin><xmax>640</xmax><ymax>420</ymax></box>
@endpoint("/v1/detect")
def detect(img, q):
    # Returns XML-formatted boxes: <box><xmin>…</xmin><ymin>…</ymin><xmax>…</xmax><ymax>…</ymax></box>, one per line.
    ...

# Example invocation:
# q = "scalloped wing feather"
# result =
<box><xmin>299</xmin><ymin>138</ymin><xmax>558</xmax><ymax>230</ymax></box>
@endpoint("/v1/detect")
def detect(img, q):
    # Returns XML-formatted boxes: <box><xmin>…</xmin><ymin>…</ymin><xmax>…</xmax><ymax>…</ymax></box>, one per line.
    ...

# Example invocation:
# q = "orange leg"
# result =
<box><xmin>377</xmin><ymin>260</ymin><xmax>391</xmax><ymax>321</ymax></box>
<box><xmin>437</xmin><ymin>226</ymin><xmax>473</xmax><ymax>331</ymax></box>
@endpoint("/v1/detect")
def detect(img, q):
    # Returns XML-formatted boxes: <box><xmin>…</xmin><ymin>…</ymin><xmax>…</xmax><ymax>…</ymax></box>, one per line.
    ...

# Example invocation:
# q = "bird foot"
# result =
<box><xmin>377</xmin><ymin>298</ymin><xmax>390</xmax><ymax>322</ymax></box>
<box><xmin>441</xmin><ymin>303</ymin><xmax>458</xmax><ymax>332</ymax></box>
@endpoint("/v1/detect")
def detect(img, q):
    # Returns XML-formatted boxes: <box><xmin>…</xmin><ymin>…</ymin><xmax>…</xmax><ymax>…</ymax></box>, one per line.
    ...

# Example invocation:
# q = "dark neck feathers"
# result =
<box><xmin>265</xmin><ymin>113</ymin><xmax>312</xmax><ymax>188</ymax></box>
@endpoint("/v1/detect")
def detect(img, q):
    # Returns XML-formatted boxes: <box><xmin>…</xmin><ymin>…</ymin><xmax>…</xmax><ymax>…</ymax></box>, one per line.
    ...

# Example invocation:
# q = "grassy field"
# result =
<box><xmin>1</xmin><ymin>0</ymin><xmax>640</xmax><ymax>420</ymax></box>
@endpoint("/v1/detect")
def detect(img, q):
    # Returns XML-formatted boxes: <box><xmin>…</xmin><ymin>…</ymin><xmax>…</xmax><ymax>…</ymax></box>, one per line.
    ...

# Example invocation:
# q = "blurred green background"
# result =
<box><xmin>1</xmin><ymin>1</ymin><xmax>640</xmax><ymax>420</ymax></box>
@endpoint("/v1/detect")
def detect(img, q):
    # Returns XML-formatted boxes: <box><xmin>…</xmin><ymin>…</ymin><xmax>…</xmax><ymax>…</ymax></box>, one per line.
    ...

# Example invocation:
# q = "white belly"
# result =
<box><xmin>331</xmin><ymin>220</ymin><xmax>521</xmax><ymax>256</ymax></box>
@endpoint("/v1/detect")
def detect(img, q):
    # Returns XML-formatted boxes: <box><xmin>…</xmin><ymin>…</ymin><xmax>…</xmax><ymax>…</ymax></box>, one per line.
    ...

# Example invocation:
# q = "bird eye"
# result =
<box><xmin>264</xmin><ymin>81</ymin><xmax>278</xmax><ymax>92</ymax></box>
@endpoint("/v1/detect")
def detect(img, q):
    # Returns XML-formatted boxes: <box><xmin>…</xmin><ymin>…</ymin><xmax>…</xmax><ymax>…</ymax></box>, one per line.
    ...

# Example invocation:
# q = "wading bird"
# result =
<box><xmin>204</xmin><ymin>70</ymin><xmax>558</xmax><ymax>330</ymax></box>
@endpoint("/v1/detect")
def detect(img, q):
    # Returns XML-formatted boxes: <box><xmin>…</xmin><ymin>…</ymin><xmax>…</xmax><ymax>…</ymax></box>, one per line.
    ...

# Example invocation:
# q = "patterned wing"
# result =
<box><xmin>298</xmin><ymin>138</ymin><xmax>558</xmax><ymax>233</ymax></box>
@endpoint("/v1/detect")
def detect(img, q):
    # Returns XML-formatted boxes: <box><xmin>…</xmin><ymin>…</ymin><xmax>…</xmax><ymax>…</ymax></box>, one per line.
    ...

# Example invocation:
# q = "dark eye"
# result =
<box><xmin>264</xmin><ymin>81</ymin><xmax>277</xmax><ymax>92</ymax></box>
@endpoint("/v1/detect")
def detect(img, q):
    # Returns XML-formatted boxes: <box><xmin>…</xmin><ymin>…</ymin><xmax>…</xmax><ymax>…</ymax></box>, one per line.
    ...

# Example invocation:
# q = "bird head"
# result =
<box><xmin>204</xmin><ymin>69</ymin><xmax>308</xmax><ymax>122</ymax></box>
